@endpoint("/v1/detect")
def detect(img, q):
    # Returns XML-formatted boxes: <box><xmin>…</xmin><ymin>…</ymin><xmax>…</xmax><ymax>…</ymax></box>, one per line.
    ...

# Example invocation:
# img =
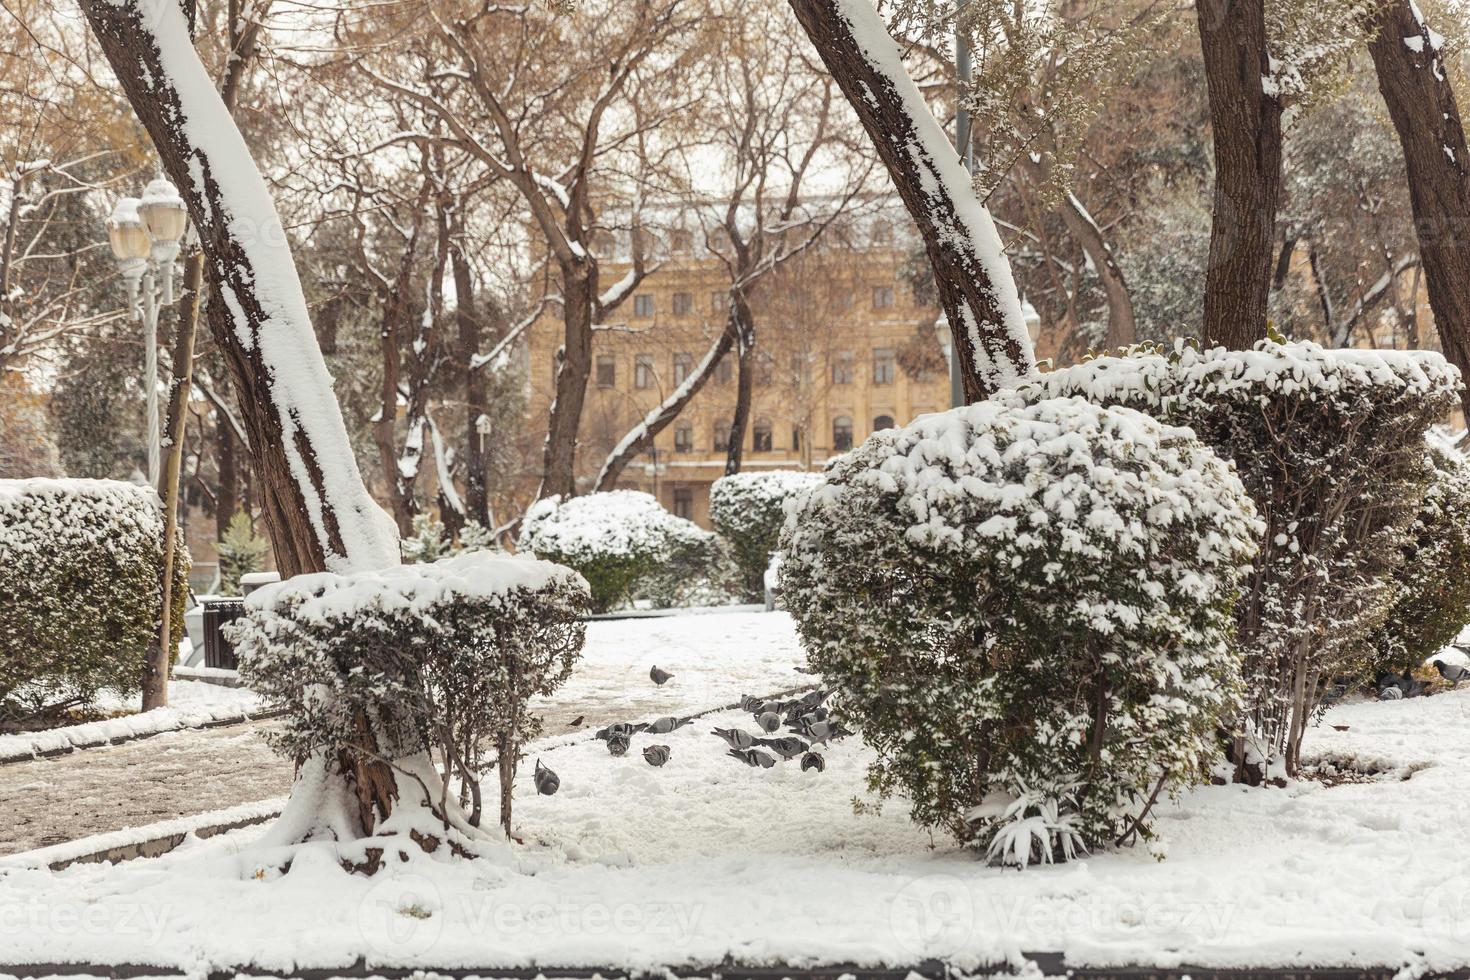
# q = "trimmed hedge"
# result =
<box><xmin>709</xmin><ymin>470</ymin><xmax>822</xmax><ymax>600</ymax></box>
<box><xmin>0</xmin><ymin>479</ymin><xmax>189</xmax><ymax>726</ymax></box>
<box><xmin>779</xmin><ymin>397</ymin><xmax>1259</xmax><ymax>864</ymax></box>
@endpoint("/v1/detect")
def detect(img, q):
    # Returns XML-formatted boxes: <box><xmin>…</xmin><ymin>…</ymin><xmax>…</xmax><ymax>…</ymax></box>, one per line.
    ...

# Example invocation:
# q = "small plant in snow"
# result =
<box><xmin>709</xmin><ymin>470</ymin><xmax>823</xmax><ymax>601</ymax></box>
<box><xmin>230</xmin><ymin>551</ymin><xmax>589</xmax><ymax>838</ymax></box>
<box><xmin>779</xmin><ymin>397</ymin><xmax>1259</xmax><ymax>862</ymax></box>
<box><xmin>457</xmin><ymin>519</ymin><xmax>502</xmax><ymax>554</ymax></box>
<box><xmin>216</xmin><ymin>511</ymin><xmax>269</xmax><ymax>595</ymax></box>
<box><xmin>977</xmin><ymin>778</ymin><xmax>1088</xmax><ymax>869</ymax></box>
<box><xmin>518</xmin><ymin>490</ymin><xmax>714</xmax><ymax>612</ymax></box>
<box><xmin>401</xmin><ymin>513</ymin><xmax>452</xmax><ymax>563</ymax></box>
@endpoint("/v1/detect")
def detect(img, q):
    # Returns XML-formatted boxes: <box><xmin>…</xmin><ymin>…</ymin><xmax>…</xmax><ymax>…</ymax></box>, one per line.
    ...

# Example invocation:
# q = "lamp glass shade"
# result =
<box><xmin>106</xmin><ymin>197</ymin><xmax>151</xmax><ymax>262</ymax></box>
<box><xmin>139</xmin><ymin>177</ymin><xmax>188</xmax><ymax>244</ymax></box>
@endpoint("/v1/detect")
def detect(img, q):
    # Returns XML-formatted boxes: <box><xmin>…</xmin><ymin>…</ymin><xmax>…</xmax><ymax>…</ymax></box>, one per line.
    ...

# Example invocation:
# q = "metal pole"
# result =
<box><xmin>143</xmin><ymin>267</ymin><xmax>161</xmax><ymax>486</ymax></box>
<box><xmin>950</xmin><ymin>0</ymin><xmax>974</xmax><ymax>408</ymax></box>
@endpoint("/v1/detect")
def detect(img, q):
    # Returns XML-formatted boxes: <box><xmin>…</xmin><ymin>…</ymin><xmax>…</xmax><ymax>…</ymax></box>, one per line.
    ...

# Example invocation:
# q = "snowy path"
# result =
<box><xmin>0</xmin><ymin>611</ymin><xmax>812</xmax><ymax>858</ymax></box>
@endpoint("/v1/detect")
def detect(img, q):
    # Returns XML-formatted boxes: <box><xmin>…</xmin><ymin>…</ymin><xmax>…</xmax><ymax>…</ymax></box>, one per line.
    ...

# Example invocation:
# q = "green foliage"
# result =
<box><xmin>0</xmin><ymin>480</ymin><xmax>189</xmax><ymax>729</ymax></box>
<box><xmin>217</xmin><ymin>511</ymin><xmax>269</xmax><ymax>595</ymax></box>
<box><xmin>779</xmin><ymin>398</ymin><xmax>1259</xmax><ymax>863</ymax></box>
<box><xmin>1357</xmin><ymin>435</ymin><xmax>1470</xmax><ymax>680</ymax></box>
<box><xmin>402</xmin><ymin>513</ymin><xmax>452</xmax><ymax>563</ymax></box>
<box><xmin>709</xmin><ymin>471</ymin><xmax>822</xmax><ymax>601</ymax></box>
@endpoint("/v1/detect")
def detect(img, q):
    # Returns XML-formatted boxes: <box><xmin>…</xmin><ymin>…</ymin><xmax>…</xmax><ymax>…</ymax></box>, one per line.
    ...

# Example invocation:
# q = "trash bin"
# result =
<box><xmin>202</xmin><ymin>598</ymin><xmax>246</xmax><ymax>670</ymax></box>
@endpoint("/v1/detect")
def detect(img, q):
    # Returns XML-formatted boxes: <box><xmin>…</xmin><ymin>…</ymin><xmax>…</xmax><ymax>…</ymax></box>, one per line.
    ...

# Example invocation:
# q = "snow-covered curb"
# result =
<box><xmin>0</xmin><ymin>700</ymin><xmax>277</xmax><ymax>765</ymax></box>
<box><xmin>0</xmin><ymin>797</ymin><xmax>286</xmax><ymax>872</ymax></box>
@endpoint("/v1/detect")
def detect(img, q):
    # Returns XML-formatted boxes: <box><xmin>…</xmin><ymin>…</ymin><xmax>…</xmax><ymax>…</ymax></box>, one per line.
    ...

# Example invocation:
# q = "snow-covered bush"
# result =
<box><xmin>709</xmin><ymin>470</ymin><xmax>823</xmax><ymax>599</ymax></box>
<box><xmin>779</xmin><ymin>398</ymin><xmax>1259</xmax><ymax>863</ymax></box>
<box><xmin>0</xmin><ymin>479</ymin><xmax>189</xmax><ymax>726</ymax></box>
<box><xmin>634</xmin><ymin>534</ymin><xmax>742</xmax><ymax>609</ymax></box>
<box><xmin>401</xmin><ymin>513</ymin><xmax>451</xmax><ymax>563</ymax></box>
<box><xmin>1017</xmin><ymin>340</ymin><xmax>1459</xmax><ymax>776</ymax></box>
<box><xmin>1357</xmin><ymin>431</ymin><xmax>1470</xmax><ymax>681</ymax></box>
<box><xmin>518</xmin><ymin>490</ymin><xmax>715</xmax><ymax>612</ymax></box>
<box><xmin>231</xmin><ymin>551</ymin><xmax>589</xmax><ymax>835</ymax></box>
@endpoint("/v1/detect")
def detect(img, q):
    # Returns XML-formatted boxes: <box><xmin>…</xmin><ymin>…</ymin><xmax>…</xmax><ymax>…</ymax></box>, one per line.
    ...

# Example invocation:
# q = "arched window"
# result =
<box><xmin>873</xmin><ymin>414</ymin><xmax>895</xmax><ymax>432</ymax></box>
<box><xmin>674</xmin><ymin>421</ymin><xmax>694</xmax><ymax>453</ymax></box>
<box><xmin>833</xmin><ymin>415</ymin><xmax>854</xmax><ymax>451</ymax></box>
<box><xmin>714</xmin><ymin>420</ymin><xmax>735</xmax><ymax>453</ymax></box>
<box><xmin>753</xmin><ymin>419</ymin><xmax>773</xmax><ymax>452</ymax></box>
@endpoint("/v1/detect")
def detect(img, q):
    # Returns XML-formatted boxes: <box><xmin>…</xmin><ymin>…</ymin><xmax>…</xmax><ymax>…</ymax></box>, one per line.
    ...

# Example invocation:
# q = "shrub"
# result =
<box><xmin>779</xmin><ymin>397</ymin><xmax>1259</xmax><ymax>864</ymax></box>
<box><xmin>230</xmin><ymin>551</ymin><xmax>589</xmax><ymax>835</ymax></box>
<box><xmin>518</xmin><ymin>490</ymin><xmax>714</xmax><ymax>612</ymax></box>
<box><xmin>1356</xmin><ymin>430</ymin><xmax>1470</xmax><ymax>681</ymax></box>
<box><xmin>1017</xmin><ymin>340</ymin><xmax>1459</xmax><ymax>776</ymax></box>
<box><xmin>216</xmin><ymin>511</ymin><xmax>269</xmax><ymax>594</ymax></box>
<box><xmin>709</xmin><ymin>470</ymin><xmax>823</xmax><ymax>600</ymax></box>
<box><xmin>0</xmin><ymin>479</ymin><xmax>189</xmax><ymax>727</ymax></box>
<box><xmin>401</xmin><ymin>513</ymin><xmax>451</xmax><ymax>563</ymax></box>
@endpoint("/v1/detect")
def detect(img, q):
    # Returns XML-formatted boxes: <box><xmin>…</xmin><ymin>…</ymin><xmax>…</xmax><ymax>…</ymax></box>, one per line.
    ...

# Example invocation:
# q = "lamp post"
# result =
<box><xmin>106</xmin><ymin>177</ymin><xmax>188</xmax><ymax>486</ymax></box>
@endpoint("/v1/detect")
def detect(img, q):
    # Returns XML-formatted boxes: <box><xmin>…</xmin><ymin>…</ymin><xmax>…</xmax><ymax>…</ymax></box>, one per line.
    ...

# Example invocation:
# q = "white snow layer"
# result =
<box><xmin>136</xmin><ymin>0</ymin><xmax>398</xmax><ymax>572</ymax></box>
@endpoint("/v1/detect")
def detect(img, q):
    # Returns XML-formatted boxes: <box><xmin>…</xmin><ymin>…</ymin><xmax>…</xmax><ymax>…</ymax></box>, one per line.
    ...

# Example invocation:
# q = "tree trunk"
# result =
<box><xmin>81</xmin><ymin>0</ymin><xmax>398</xmax><ymax>579</ymax></box>
<box><xmin>1195</xmin><ymin>0</ymin><xmax>1283</xmax><ymax>350</ymax></box>
<box><xmin>81</xmin><ymin>0</ymin><xmax>402</xmax><ymax>842</ymax></box>
<box><xmin>539</xmin><ymin>273</ymin><xmax>596</xmax><ymax>500</ymax></box>
<box><xmin>1369</xmin><ymin>0</ymin><xmax>1470</xmax><ymax>420</ymax></box>
<box><xmin>215</xmin><ymin>418</ymin><xmax>237</xmax><ymax>541</ymax></box>
<box><xmin>1059</xmin><ymin>192</ymin><xmax>1136</xmax><ymax>349</ymax></box>
<box><xmin>451</xmin><ymin>226</ymin><xmax>489</xmax><ymax>526</ymax></box>
<box><xmin>725</xmin><ymin>296</ymin><xmax>757</xmax><ymax>476</ymax></box>
<box><xmin>786</xmin><ymin>0</ymin><xmax>1034</xmax><ymax>401</ymax></box>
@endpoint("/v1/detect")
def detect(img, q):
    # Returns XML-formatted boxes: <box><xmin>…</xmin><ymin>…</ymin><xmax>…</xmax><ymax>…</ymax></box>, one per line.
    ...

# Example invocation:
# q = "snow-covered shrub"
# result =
<box><xmin>779</xmin><ymin>398</ymin><xmax>1259</xmax><ymax>863</ymax></box>
<box><xmin>0</xmin><ymin>479</ymin><xmax>189</xmax><ymax>726</ymax></box>
<box><xmin>216</xmin><ymin>511</ymin><xmax>268</xmax><ymax>595</ymax></box>
<box><xmin>231</xmin><ymin>551</ymin><xmax>589</xmax><ymax>835</ymax></box>
<box><xmin>1017</xmin><ymin>340</ymin><xmax>1459</xmax><ymax>776</ymax></box>
<box><xmin>401</xmin><ymin>513</ymin><xmax>451</xmax><ymax>563</ymax></box>
<box><xmin>518</xmin><ymin>490</ymin><xmax>714</xmax><ymax>612</ymax></box>
<box><xmin>1356</xmin><ymin>431</ymin><xmax>1470</xmax><ymax>681</ymax></box>
<box><xmin>457</xmin><ymin>520</ymin><xmax>503</xmax><ymax>554</ymax></box>
<box><xmin>634</xmin><ymin>534</ymin><xmax>742</xmax><ymax>609</ymax></box>
<box><xmin>709</xmin><ymin>470</ymin><xmax>823</xmax><ymax>600</ymax></box>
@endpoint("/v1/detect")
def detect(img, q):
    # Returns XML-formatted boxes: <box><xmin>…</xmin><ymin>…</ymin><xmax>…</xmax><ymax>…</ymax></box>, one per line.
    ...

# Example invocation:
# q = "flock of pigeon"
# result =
<box><xmin>1373</xmin><ymin>658</ymin><xmax>1469</xmax><ymax>701</ymax></box>
<box><xmin>529</xmin><ymin>664</ymin><xmax>852</xmax><ymax>797</ymax></box>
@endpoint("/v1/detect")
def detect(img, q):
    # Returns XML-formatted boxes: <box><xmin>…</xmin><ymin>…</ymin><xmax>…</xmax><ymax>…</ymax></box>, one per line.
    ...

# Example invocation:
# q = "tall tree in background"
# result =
<box><xmin>786</xmin><ymin>0</ymin><xmax>1035</xmax><ymax>401</ymax></box>
<box><xmin>1369</xmin><ymin>0</ymin><xmax>1470</xmax><ymax>419</ymax></box>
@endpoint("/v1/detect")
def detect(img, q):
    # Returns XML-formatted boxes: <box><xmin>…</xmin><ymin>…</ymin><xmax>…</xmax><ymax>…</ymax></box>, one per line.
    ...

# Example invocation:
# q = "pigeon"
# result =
<box><xmin>595</xmin><ymin>722</ymin><xmax>637</xmax><ymax>741</ymax></box>
<box><xmin>758</xmin><ymin>700</ymin><xmax>785</xmax><ymax>716</ymax></box>
<box><xmin>1433</xmin><ymin>659</ymin><xmax>1470</xmax><ymax>686</ymax></box>
<box><xmin>650</xmin><ymin>665</ymin><xmax>674</xmax><ymax>687</ymax></box>
<box><xmin>643</xmin><ymin>744</ymin><xmax>671</xmax><ymax>767</ymax></box>
<box><xmin>755</xmin><ymin>711</ymin><xmax>782</xmax><ymax>733</ymax></box>
<box><xmin>607</xmin><ymin>732</ymin><xmax>631</xmax><ymax>756</ymax></box>
<box><xmin>567</xmin><ymin>715</ymin><xmax>585</xmax><ymax>728</ymax></box>
<box><xmin>793</xmin><ymin>719</ymin><xmax>852</xmax><ymax>744</ymax></box>
<box><xmin>738</xmin><ymin>695</ymin><xmax>764</xmax><ymax>713</ymax></box>
<box><xmin>533</xmin><ymin>759</ymin><xmax>560</xmax><ymax>796</ymax></box>
<box><xmin>643</xmin><ymin>715</ymin><xmax>692</xmax><ymax>735</ymax></box>
<box><xmin>712</xmin><ymin>727</ymin><xmax>757</xmax><ymax>751</ymax></box>
<box><xmin>1405</xmin><ymin>676</ymin><xmax>1429</xmax><ymax>698</ymax></box>
<box><xmin>755</xmin><ymin>735</ymin><xmax>810</xmax><ymax>760</ymax></box>
<box><xmin>800</xmin><ymin>751</ymin><xmax>826</xmax><ymax>772</ymax></box>
<box><xmin>728</xmin><ymin>747</ymin><xmax>777</xmax><ymax>769</ymax></box>
<box><xmin>1378</xmin><ymin>684</ymin><xmax>1404</xmax><ymax>701</ymax></box>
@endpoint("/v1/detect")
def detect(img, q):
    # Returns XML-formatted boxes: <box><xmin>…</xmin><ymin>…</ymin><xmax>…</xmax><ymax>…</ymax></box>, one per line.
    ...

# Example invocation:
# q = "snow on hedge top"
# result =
<box><xmin>710</xmin><ymin>470</ymin><xmax>822</xmax><ymax>515</ymax></box>
<box><xmin>519</xmin><ymin>490</ymin><xmax>710</xmax><ymax>561</ymax></box>
<box><xmin>0</xmin><ymin>478</ymin><xmax>163</xmax><ymax>554</ymax></box>
<box><xmin>245</xmin><ymin>551</ymin><xmax>585</xmax><ymax>624</ymax></box>
<box><xmin>1015</xmin><ymin>340</ymin><xmax>1460</xmax><ymax>411</ymax></box>
<box><xmin>807</xmin><ymin>396</ymin><xmax>1261</xmax><ymax>573</ymax></box>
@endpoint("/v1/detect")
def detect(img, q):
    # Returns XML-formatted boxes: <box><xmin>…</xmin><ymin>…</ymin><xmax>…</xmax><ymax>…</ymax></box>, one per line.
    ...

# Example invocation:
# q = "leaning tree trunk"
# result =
<box><xmin>538</xmin><ymin>271</ymin><xmax>597</xmax><ymax>500</ymax></box>
<box><xmin>1195</xmin><ymin>0</ymin><xmax>1283</xmax><ymax>350</ymax></box>
<box><xmin>786</xmin><ymin>0</ymin><xmax>1034</xmax><ymax>402</ymax></box>
<box><xmin>81</xmin><ymin>0</ymin><xmax>404</xmax><ymax>842</ymax></box>
<box><xmin>1369</xmin><ymin>0</ymin><xmax>1470</xmax><ymax>421</ymax></box>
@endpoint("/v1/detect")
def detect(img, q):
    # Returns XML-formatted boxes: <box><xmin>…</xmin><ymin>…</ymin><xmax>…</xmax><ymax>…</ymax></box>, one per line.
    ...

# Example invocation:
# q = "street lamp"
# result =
<box><xmin>107</xmin><ymin>176</ymin><xmax>189</xmax><ymax>486</ymax></box>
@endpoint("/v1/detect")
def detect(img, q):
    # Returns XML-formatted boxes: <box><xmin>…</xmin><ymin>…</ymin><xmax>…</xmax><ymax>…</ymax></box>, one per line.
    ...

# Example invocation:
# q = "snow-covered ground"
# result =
<box><xmin>0</xmin><ymin>680</ymin><xmax>265</xmax><ymax>763</ymax></box>
<box><xmin>1</xmin><ymin>612</ymin><xmax>1468</xmax><ymax>972</ymax></box>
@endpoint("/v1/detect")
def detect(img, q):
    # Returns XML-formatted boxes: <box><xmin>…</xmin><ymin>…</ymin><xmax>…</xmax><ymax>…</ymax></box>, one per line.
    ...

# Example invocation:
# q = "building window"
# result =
<box><xmin>872</xmin><ymin>285</ymin><xmax>895</xmax><ymax>310</ymax></box>
<box><xmin>871</xmin><ymin>220</ymin><xmax>894</xmax><ymax>246</ymax></box>
<box><xmin>873</xmin><ymin>414</ymin><xmax>895</xmax><ymax>431</ymax></box>
<box><xmin>833</xmin><ymin>415</ymin><xmax>854</xmax><ymax>451</ymax></box>
<box><xmin>673</xmin><ymin>487</ymin><xmax>694</xmax><ymax>520</ymax></box>
<box><xmin>832</xmin><ymin>351</ymin><xmax>854</xmax><ymax>385</ymax></box>
<box><xmin>672</xmin><ymin>291</ymin><xmax>693</xmax><ymax>316</ymax></box>
<box><xmin>716</xmin><ymin>357</ymin><xmax>733</xmax><ymax>384</ymax></box>
<box><xmin>714</xmin><ymin>421</ymin><xmax>734</xmax><ymax>453</ymax></box>
<box><xmin>634</xmin><ymin>293</ymin><xmax>655</xmax><ymax>317</ymax></box>
<box><xmin>711</xmin><ymin>291</ymin><xmax>727</xmax><ymax>313</ymax></box>
<box><xmin>635</xmin><ymin>354</ymin><xmax>655</xmax><ymax>389</ymax></box>
<box><xmin>674</xmin><ymin>421</ymin><xmax>694</xmax><ymax>453</ymax></box>
<box><xmin>792</xmin><ymin>427</ymin><xmax>803</xmax><ymax>452</ymax></box>
<box><xmin>595</xmin><ymin>355</ymin><xmax>616</xmax><ymax>388</ymax></box>
<box><xmin>873</xmin><ymin>347</ymin><xmax>896</xmax><ymax>385</ymax></box>
<box><xmin>755</xmin><ymin>350</ymin><xmax>774</xmax><ymax>386</ymax></box>
<box><xmin>672</xmin><ymin>229</ymin><xmax>695</xmax><ymax>254</ymax></box>
<box><xmin>673</xmin><ymin>352</ymin><xmax>694</xmax><ymax>385</ymax></box>
<box><xmin>753</xmin><ymin>419</ymin><xmax>773</xmax><ymax>452</ymax></box>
